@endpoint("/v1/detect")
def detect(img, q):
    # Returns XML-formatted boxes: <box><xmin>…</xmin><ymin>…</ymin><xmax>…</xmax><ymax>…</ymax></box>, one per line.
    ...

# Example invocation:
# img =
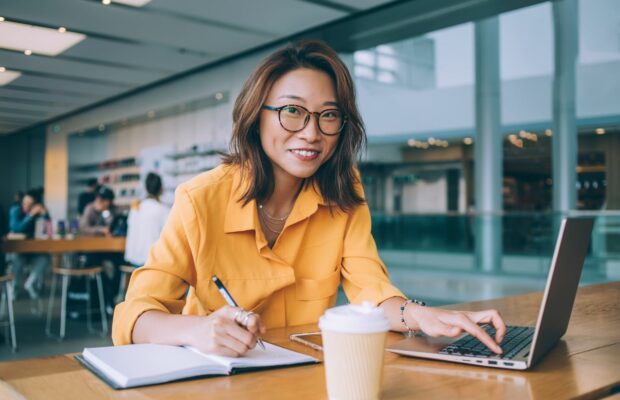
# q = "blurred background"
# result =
<box><xmin>0</xmin><ymin>0</ymin><xmax>618</xmax><ymax>360</ymax></box>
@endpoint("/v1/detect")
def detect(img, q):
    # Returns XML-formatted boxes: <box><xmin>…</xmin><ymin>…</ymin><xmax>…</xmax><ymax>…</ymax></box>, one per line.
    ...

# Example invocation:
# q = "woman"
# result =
<box><xmin>8</xmin><ymin>188</ymin><xmax>50</xmax><ymax>299</ymax></box>
<box><xmin>124</xmin><ymin>172</ymin><xmax>170</xmax><ymax>267</ymax></box>
<box><xmin>113</xmin><ymin>40</ymin><xmax>506</xmax><ymax>357</ymax></box>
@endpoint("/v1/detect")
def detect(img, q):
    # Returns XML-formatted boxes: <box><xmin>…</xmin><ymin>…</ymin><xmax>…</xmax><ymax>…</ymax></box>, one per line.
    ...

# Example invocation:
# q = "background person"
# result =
<box><xmin>78</xmin><ymin>178</ymin><xmax>99</xmax><ymax>216</ymax></box>
<box><xmin>8</xmin><ymin>188</ymin><xmax>50</xmax><ymax>299</ymax></box>
<box><xmin>124</xmin><ymin>172</ymin><xmax>170</xmax><ymax>268</ymax></box>
<box><xmin>79</xmin><ymin>186</ymin><xmax>115</xmax><ymax>237</ymax></box>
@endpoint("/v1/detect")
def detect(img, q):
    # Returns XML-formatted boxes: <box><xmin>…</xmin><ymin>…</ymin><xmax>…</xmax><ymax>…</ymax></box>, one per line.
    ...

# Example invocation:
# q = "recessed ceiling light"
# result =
<box><xmin>24</xmin><ymin>49</ymin><xmax>32</xmax><ymax>55</ymax></box>
<box><xmin>595</xmin><ymin>128</ymin><xmax>605</xmax><ymax>135</ymax></box>
<box><xmin>0</xmin><ymin>17</ymin><xmax>5</xmax><ymax>22</ymax></box>
<box><xmin>58</xmin><ymin>27</ymin><xmax>66</xmax><ymax>33</ymax></box>
<box><xmin>102</xmin><ymin>0</ymin><xmax>111</xmax><ymax>5</ymax></box>
<box><xmin>0</xmin><ymin>21</ymin><xmax>86</xmax><ymax>56</ymax></box>
<box><xmin>215</xmin><ymin>92</ymin><xmax>223</xmax><ymax>100</ymax></box>
<box><xmin>110</xmin><ymin>0</ymin><xmax>152</xmax><ymax>6</ymax></box>
<box><xmin>463</xmin><ymin>137</ymin><xmax>473</xmax><ymax>145</ymax></box>
<box><xmin>0</xmin><ymin>68</ymin><xmax>22</xmax><ymax>86</ymax></box>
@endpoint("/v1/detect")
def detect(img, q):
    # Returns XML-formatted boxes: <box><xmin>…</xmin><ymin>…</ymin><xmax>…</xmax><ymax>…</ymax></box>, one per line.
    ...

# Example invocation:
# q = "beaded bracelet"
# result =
<box><xmin>400</xmin><ymin>298</ymin><xmax>426</xmax><ymax>336</ymax></box>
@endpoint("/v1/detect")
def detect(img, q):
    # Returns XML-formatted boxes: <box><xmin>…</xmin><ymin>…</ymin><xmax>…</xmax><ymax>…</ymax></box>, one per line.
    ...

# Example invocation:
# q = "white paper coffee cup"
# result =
<box><xmin>319</xmin><ymin>302</ymin><xmax>390</xmax><ymax>400</ymax></box>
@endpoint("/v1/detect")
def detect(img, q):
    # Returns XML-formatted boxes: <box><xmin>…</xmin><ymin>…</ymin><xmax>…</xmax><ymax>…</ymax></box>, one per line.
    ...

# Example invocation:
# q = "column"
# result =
<box><xmin>474</xmin><ymin>17</ymin><xmax>502</xmax><ymax>272</ymax></box>
<box><xmin>552</xmin><ymin>0</ymin><xmax>579</xmax><ymax>217</ymax></box>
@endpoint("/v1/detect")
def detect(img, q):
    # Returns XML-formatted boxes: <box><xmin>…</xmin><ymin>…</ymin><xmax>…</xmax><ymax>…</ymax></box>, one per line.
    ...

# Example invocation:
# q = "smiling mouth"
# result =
<box><xmin>289</xmin><ymin>149</ymin><xmax>320</xmax><ymax>157</ymax></box>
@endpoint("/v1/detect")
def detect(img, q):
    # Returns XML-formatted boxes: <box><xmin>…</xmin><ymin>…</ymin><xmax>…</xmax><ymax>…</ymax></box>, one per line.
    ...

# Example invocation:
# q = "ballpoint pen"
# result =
<box><xmin>212</xmin><ymin>275</ymin><xmax>266</xmax><ymax>350</ymax></box>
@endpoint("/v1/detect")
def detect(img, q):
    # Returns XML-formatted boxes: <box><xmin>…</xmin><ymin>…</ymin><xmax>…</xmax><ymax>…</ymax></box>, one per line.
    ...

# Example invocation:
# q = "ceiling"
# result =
<box><xmin>0</xmin><ymin>0</ymin><xmax>397</xmax><ymax>135</ymax></box>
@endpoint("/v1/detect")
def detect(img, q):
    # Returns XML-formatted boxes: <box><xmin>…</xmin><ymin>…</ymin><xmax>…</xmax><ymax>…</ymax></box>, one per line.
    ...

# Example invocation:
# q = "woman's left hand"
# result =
<box><xmin>406</xmin><ymin>305</ymin><xmax>506</xmax><ymax>354</ymax></box>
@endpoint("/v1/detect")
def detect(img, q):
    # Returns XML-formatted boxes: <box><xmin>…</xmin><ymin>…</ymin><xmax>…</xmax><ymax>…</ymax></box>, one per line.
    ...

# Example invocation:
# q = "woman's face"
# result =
<box><xmin>259</xmin><ymin>68</ymin><xmax>341</xmax><ymax>183</ymax></box>
<box><xmin>22</xmin><ymin>195</ymin><xmax>34</xmax><ymax>213</ymax></box>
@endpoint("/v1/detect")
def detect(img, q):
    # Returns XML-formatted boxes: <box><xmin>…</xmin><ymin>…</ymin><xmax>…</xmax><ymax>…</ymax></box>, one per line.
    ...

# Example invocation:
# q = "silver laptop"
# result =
<box><xmin>387</xmin><ymin>217</ymin><xmax>594</xmax><ymax>370</ymax></box>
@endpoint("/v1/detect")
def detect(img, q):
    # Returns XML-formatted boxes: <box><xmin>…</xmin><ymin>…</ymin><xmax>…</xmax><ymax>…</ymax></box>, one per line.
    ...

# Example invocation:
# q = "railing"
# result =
<box><xmin>368</xmin><ymin>211</ymin><xmax>620</xmax><ymax>304</ymax></box>
<box><xmin>372</xmin><ymin>211</ymin><xmax>619</xmax><ymax>256</ymax></box>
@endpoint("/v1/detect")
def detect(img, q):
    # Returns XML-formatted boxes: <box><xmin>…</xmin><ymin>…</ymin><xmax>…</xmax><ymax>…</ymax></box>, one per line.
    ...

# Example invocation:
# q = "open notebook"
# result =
<box><xmin>77</xmin><ymin>342</ymin><xmax>319</xmax><ymax>389</ymax></box>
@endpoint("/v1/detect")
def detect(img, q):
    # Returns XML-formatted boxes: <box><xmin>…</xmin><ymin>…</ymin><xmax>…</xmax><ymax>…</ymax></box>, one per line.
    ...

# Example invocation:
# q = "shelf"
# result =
<box><xmin>165</xmin><ymin>167</ymin><xmax>216</xmax><ymax>176</ymax></box>
<box><xmin>166</xmin><ymin>148</ymin><xmax>226</xmax><ymax>160</ymax></box>
<box><xmin>70</xmin><ymin>165</ymin><xmax>140</xmax><ymax>176</ymax></box>
<box><xmin>70</xmin><ymin>157</ymin><xmax>138</xmax><ymax>172</ymax></box>
<box><xmin>70</xmin><ymin>175</ymin><xmax>140</xmax><ymax>186</ymax></box>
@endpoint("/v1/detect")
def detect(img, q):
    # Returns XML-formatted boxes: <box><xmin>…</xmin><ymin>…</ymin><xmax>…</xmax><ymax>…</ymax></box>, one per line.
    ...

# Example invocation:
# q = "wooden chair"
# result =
<box><xmin>116</xmin><ymin>265</ymin><xmax>137</xmax><ymax>303</ymax></box>
<box><xmin>0</xmin><ymin>273</ymin><xmax>17</xmax><ymax>351</ymax></box>
<box><xmin>45</xmin><ymin>267</ymin><xmax>108</xmax><ymax>340</ymax></box>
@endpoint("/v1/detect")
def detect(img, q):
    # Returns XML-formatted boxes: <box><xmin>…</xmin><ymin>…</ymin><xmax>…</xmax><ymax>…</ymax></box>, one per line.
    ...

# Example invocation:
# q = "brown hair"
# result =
<box><xmin>223</xmin><ymin>40</ymin><xmax>366</xmax><ymax>212</ymax></box>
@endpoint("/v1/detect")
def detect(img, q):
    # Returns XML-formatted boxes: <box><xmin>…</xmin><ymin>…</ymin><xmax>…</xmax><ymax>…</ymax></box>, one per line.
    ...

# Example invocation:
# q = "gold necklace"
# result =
<box><xmin>258</xmin><ymin>204</ymin><xmax>289</xmax><ymax>222</ymax></box>
<box><xmin>258</xmin><ymin>207</ymin><xmax>285</xmax><ymax>235</ymax></box>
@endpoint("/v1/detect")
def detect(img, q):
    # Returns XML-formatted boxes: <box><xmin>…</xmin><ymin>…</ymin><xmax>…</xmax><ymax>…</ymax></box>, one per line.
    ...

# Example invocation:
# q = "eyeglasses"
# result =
<box><xmin>262</xmin><ymin>104</ymin><xmax>346</xmax><ymax>136</ymax></box>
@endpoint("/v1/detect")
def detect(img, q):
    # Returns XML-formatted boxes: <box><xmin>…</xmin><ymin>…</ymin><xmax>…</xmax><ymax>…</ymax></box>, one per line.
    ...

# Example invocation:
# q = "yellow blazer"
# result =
<box><xmin>112</xmin><ymin>164</ymin><xmax>404</xmax><ymax>345</ymax></box>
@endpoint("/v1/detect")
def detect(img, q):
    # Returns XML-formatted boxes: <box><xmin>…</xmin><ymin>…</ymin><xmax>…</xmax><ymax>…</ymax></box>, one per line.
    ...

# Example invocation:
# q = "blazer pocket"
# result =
<box><xmin>296</xmin><ymin>267</ymin><xmax>341</xmax><ymax>300</ymax></box>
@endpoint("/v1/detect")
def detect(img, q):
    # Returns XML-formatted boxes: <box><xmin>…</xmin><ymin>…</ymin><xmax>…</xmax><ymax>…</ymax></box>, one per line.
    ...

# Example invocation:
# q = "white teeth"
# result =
<box><xmin>291</xmin><ymin>149</ymin><xmax>318</xmax><ymax>157</ymax></box>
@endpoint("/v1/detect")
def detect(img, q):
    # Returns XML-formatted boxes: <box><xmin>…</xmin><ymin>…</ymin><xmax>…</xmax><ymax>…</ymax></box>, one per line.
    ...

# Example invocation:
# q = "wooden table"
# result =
<box><xmin>0</xmin><ymin>282</ymin><xmax>618</xmax><ymax>399</ymax></box>
<box><xmin>1</xmin><ymin>237</ymin><xmax>126</xmax><ymax>254</ymax></box>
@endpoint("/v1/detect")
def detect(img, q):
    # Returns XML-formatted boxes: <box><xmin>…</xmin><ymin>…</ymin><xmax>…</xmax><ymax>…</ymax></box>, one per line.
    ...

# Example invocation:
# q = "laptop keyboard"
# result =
<box><xmin>439</xmin><ymin>325</ymin><xmax>534</xmax><ymax>360</ymax></box>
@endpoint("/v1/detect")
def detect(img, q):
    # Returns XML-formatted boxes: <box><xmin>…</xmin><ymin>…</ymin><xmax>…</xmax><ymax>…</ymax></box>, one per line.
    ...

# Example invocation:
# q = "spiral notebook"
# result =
<box><xmin>77</xmin><ymin>342</ymin><xmax>318</xmax><ymax>389</ymax></box>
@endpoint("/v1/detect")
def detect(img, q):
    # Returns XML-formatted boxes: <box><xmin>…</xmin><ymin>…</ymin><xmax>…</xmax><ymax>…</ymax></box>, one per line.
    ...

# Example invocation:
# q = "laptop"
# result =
<box><xmin>386</xmin><ymin>217</ymin><xmax>594</xmax><ymax>370</ymax></box>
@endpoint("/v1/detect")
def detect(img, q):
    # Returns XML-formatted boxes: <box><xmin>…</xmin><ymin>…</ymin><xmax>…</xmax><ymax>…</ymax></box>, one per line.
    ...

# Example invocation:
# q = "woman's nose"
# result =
<box><xmin>296</xmin><ymin>114</ymin><xmax>321</xmax><ymax>142</ymax></box>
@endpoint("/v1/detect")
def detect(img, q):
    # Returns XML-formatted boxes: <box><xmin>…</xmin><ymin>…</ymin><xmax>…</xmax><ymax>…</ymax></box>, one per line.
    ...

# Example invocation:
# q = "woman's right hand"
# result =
<box><xmin>183</xmin><ymin>306</ymin><xmax>266</xmax><ymax>357</ymax></box>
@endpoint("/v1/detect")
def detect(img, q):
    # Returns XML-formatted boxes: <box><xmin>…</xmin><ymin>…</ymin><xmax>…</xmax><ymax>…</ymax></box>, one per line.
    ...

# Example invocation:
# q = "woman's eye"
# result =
<box><xmin>283</xmin><ymin>106</ymin><xmax>301</xmax><ymax>115</ymax></box>
<box><xmin>321</xmin><ymin>110</ymin><xmax>341</xmax><ymax>120</ymax></box>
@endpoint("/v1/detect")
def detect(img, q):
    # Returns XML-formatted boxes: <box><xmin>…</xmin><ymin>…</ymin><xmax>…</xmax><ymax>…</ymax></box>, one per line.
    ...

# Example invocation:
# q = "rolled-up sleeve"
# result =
<box><xmin>112</xmin><ymin>186</ymin><xmax>199</xmax><ymax>345</ymax></box>
<box><xmin>340</xmin><ymin>200</ymin><xmax>405</xmax><ymax>306</ymax></box>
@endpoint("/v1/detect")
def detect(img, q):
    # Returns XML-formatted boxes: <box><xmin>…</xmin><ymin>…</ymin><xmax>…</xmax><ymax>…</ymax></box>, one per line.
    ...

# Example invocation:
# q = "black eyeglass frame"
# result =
<box><xmin>261</xmin><ymin>104</ymin><xmax>347</xmax><ymax>136</ymax></box>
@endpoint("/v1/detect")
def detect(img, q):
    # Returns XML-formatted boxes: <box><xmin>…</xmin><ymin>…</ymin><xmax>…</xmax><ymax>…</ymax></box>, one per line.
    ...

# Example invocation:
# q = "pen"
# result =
<box><xmin>212</xmin><ymin>275</ymin><xmax>266</xmax><ymax>350</ymax></box>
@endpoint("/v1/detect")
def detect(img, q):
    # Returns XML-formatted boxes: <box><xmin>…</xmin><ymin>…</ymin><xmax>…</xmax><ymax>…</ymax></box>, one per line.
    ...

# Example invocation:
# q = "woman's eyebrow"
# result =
<box><xmin>277</xmin><ymin>94</ymin><xmax>304</xmax><ymax>101</ymax></box>
<box><xmin>276</xmin><ymin>95</ymin><xmax>339</xmax><ymax>107</ymax></box>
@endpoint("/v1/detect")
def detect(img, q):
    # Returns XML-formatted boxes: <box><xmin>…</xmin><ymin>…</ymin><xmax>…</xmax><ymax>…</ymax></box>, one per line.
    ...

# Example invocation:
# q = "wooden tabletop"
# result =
<box><xmin>0</xmin><ymin>282</ymin><xmax>618</xmax><ymax>399</ymax></box>
<box><xmin>1</xmin><ymin>237</ymin><xmax>126</xmax><ymax>254</ymax></box>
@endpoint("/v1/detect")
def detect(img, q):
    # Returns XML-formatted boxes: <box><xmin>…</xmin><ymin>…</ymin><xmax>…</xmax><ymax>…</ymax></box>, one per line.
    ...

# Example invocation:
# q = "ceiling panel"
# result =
<box><xmin>0</xmin><ymin>100</ymin><xmax>73</xmax><ymax>115</ymax></box>
<box><xmin>148</xmin><ymin>0</ymin><xmax>348</xmax><ymax>36</ymax></box>
<box><xmin>8</xmin><ymin>75</ymin><xmax>127</xmax><ymax>98</ymax></box>
<box><xmin>0</xmin><ymin>50</ymin><xmax>166</xmax><ymax>86</ymax></box>
<box><xmin>0</xmin><ymin>115</ymin><xmax>39</xmax><ymax>125</ymax></box>
<box><xmin>0</xmin><ymin>88</ymin><xmax>95</xmax><ymax>105</ymax></box>
<box><xmin>63</xmin><ymin>38</ymin><xmax>213</xmax><ymax>72</ymax></box>
<box><xmin>0</xmin><ymin>0</ymin><xmax>394</xmax><ymax>135</ymax></box>
<box><xmin>1</xmin><ymin>0</ymin><xmax>274</xmax><ymax>54</ymax></box>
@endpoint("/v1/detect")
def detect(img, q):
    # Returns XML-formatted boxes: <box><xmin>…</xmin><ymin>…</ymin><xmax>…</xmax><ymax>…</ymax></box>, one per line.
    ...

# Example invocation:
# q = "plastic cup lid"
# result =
<box><xmin>319</xmin><ymin>301</ymin><xmax>390</xmax><ymax>334</ymax></box>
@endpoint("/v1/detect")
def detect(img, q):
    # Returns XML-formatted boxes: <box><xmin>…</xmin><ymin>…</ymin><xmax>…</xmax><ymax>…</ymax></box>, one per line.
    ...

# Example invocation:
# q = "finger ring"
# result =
<box><xmin>234</xmin><ymin>309</ymin><xmax>246</xmax><ymax>325</ymax></box>
<box><xmin>241</xmin><ymin>311</ymin><xmax>256</xmax><ymax>327</ymax></box>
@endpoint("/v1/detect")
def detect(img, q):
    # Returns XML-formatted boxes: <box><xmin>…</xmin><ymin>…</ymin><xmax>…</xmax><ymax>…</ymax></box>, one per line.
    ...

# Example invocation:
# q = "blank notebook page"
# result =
<box><xmin>84</xmin><ymin>344</ymin><xmax>222</xmax><ymax>386</ymax></box>
<box><xmin>199</xmin><ymin>342</ymin><xmax>317</xmax><ymax>368</ymax></box>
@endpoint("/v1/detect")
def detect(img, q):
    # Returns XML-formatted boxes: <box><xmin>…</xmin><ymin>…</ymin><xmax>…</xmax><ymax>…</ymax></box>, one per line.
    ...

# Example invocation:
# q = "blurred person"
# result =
<box><xmin>75</xmin><ymin>186</ymin><xmax>121</xmax><ymax>316</ymax></box>
<box><xmin>8</xmin><ymin>188</ymin><xmax>51</xmax><ymax>299</ymax></box>
<box><xmin>79</xmin><ymin>186</ymin><xmax>115</xmax><ymax>236</ymax></box>
<box><xmin>124</xmin><ymin>172</ymin><xmax>170</xmax><ymax>267</ymax></box>
<box><xmin>78</xmin><ymin>178</ymin><xmax>99</xmax><ymax>216</ymax></box>
<box><xmin>6</xmin><ymin>191</ymin><xmax>24</xmax><ymax>234</ymax></box>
